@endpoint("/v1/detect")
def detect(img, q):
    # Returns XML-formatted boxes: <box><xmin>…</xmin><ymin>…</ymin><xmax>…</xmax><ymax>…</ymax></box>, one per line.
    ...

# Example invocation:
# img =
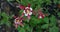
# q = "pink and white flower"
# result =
<box><xmin>38</xmin><ymin>10</ymin><xmax>45</xmax><ymax>19</ymax></box>
<box><xmin>19</xmin><ymin>4</ymin><xmax>32</xmax><ymax>19</ymax></box>
<box><xmin>14</xmin><ymin>16</ymin><xmax>24</xmax><ymax>28</ymax></box>
<box><xmin>23</xmin><ymin>7</ymin><xmax>32</xmax><ymax>16</ymax></box>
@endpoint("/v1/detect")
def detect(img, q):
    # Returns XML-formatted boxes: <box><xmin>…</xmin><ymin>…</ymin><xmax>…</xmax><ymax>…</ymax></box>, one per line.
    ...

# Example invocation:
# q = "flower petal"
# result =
<box><xmin>15</xmin><ymin>24</ymin><xmax>18</xmax><ymax>28</ymax></box>
<box><xmin>25</xmin><ymin>13</ymin><xmax>28</xmax><ymax>16</ymax></box>
<box><xmin>28</xmin><ymin>4</ymin><xmax>31</xmax><ymax>7</ymax></box>
<box><xmin>23</xmin><ymin>10</ymin><xmax>26</xmax><ymax>13</ymax></box>
<box><xmin>39</xmin><ymin>16</ymin><xmax>42</xmax><ymax>18</ymax></box>
<box><xmin>25</xmin><ymin>7</ymin><xmax>29</xmax><ymax>9</ymax></box>
<box><xmin>28</xmin><ymin>14</ymin><xmax>30</xmax><ymax>19</ymax></box>
<box><xmin>29</xmin><ymin>12</ymin><xmax>32</xmax><ymax>15</ymax></box>
<box><xmin>42</xmin><ymin>15</ymin><xmax>45</xmax><ymax>18</ymax></box>
<box><xmin>13</xmin><ymin>16</ymin><xmax>17</xmax><ymax>18</ymax></box>
<box><xmin>19</xmin><ymin>5</ymin><xmax>25</xmax><ymax>10</ymax></box>
<box><xmin>30</xmin><ymin>7</ymin><xmax>32</xmax><ymax>11</ymax></box>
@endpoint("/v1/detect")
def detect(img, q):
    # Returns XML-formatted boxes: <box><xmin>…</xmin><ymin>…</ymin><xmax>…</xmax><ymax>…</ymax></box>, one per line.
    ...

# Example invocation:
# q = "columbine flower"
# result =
<box><xmin>38</xmin><ymin>10</ymin><xmax>45</xmax><ymax>19</ymax></box>
<box><xmin>19</xmin><ymin>4</ymin><xmax>32</xmax><ymax>19</ymax></box>
<box><xmin>14</xmin><ymin>15</ymin><xmax>24</xmax><ymax>28</ymax></box>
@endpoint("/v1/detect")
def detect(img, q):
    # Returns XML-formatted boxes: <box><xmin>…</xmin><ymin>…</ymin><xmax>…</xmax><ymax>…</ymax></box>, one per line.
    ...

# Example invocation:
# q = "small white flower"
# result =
<box><xmin>23</xmin><ymin>7</ymin><xmax>32</xmax><ymax>16</ymax></box>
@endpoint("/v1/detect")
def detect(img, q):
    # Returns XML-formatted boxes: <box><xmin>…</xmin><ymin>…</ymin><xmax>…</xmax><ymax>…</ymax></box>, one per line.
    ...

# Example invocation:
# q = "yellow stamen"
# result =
<box><xmin>27</xmin><ymin>10</ymin><xmax>30</xmax><ymax>14</ymax></box>
<box><xmin>16</xmin><ymin>20</ymin><xmax>20</xmax><ymax>22</ymax></box>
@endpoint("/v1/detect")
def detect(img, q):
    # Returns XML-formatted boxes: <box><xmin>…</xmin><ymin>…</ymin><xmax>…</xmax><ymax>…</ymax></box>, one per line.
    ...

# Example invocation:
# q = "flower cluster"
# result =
<box><xmin>14</xmin><ymin>4</ymin><xmax>46</xmax><ymax>28</ymax></box>
<box><xmin>14</xmin><ymin>14</ymin><xmax>24</xmax><ymax>28</ymax></box>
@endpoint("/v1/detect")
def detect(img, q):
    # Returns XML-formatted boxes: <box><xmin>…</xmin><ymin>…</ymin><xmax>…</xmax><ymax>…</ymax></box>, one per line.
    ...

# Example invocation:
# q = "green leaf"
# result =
<box><xmin>36</xmin><ymin>30</ymin><xmax>42</xmax><ymax>32</ymax></box>
<box><xmin>49</xmin><ymin>26</ymin><xmax>59</xmax><ymax>32</ymax></box>
<box><xmin>7</xmin><ymin>0</ymin><xmax>14</xmax><ymax>1</ymax></box>
<box><xmin>16</xmin><ymin>0</ymin><xmax>20</xmax><ymax>3</ymax></box>
<box><xmin>24</xmin><ymin>24</ymin><xmax>32</xmax><ymax>32</ymax></box>
<box><xmin>1</xmin><ymin>12</ymin><xmax>9</xmax><ymax>22</ymax></box>
<box><xmin>50</xmin><ymin>15</ymin><xmax>57</xmax><ymax>26</ymax></box>
<box><xmin>30</xmin><ymin>16</ymin><xmax>43</xmax><ymax>27</ymax></box>
<box><xmin>0</xmin><ymin>21</ymin><xmax>5</xmax><ymax>25</ymax></box>
<box><xmin>17</xmin><ymin>26</ymin><xmax>25</xmax><ymax>32</ymax></box>
<box><xmin>54</xmin><ymin>0</ymin><xmax>58</xmax><ymax>4</ymax></box>
<box><xmin>58</xmin><ymin>1</ymin><xmax>60</xmax><ymax>4</ymax></box>
<box><xmin>43</xmin><ymin>17</ymin><xmax>49</xmax><ymax>23</ymax></box>
<box><xmin>5</xmin><ymin>21</ymin><xmax>11</xmax><ymax>27</ymax></box>
<box><xmin>35</xmin><ymin>25</ymin><xmax>42</xmax><ymax>32</ymax></box>
<box><xmin>41</xmin><ymin>24</ymin><xmax>49</xmax><ymax>29</ymax></box>
<box><xmin>17</xmin><ymin>26</ymin><xmax>21</xmax><ymax>31</ymax></box>
<box><xmin>20</xmin><ymin>0</ymin><xmax>29</xmax><ymax>6</ymax></box>
<box><xmin>45</xmin><ymin>0</ymin><xmax>51</xmax><ymax>4</ymax></box>
<box><xmin>19</xmin><ymin>28</ymin><xmax>25</xmax><ymax>32</ymax></box>
<box><xmin>57</xmin><ymin>12</ymin><xmax>60</xmax><ymax>17</ymax></box>
<box><xmin>19</xmin><ymin>10</ymin><xmax>23</xmax><ymax>16</ymax></box>
<box><xmin>0</xmin><ymin>12</ymin><xmax>11</xmax><ymax>27</ymax></box>
<box><xmin>24</xmin><ymin>24</ymin><xmax>30</xmax><ymax>30</ymax></box>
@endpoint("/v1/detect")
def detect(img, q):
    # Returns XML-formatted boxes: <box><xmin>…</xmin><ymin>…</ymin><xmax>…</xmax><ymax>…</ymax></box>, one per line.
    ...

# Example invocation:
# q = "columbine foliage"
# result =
<box><xmin>1</xmin><ymin>0</ymin><xmax>59</xmax><ymax>32</ymax></box>
<box><xmin>0</xmin><ymin>12</ymin><xmax>11</xmax><ymax>27</ymax></box>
